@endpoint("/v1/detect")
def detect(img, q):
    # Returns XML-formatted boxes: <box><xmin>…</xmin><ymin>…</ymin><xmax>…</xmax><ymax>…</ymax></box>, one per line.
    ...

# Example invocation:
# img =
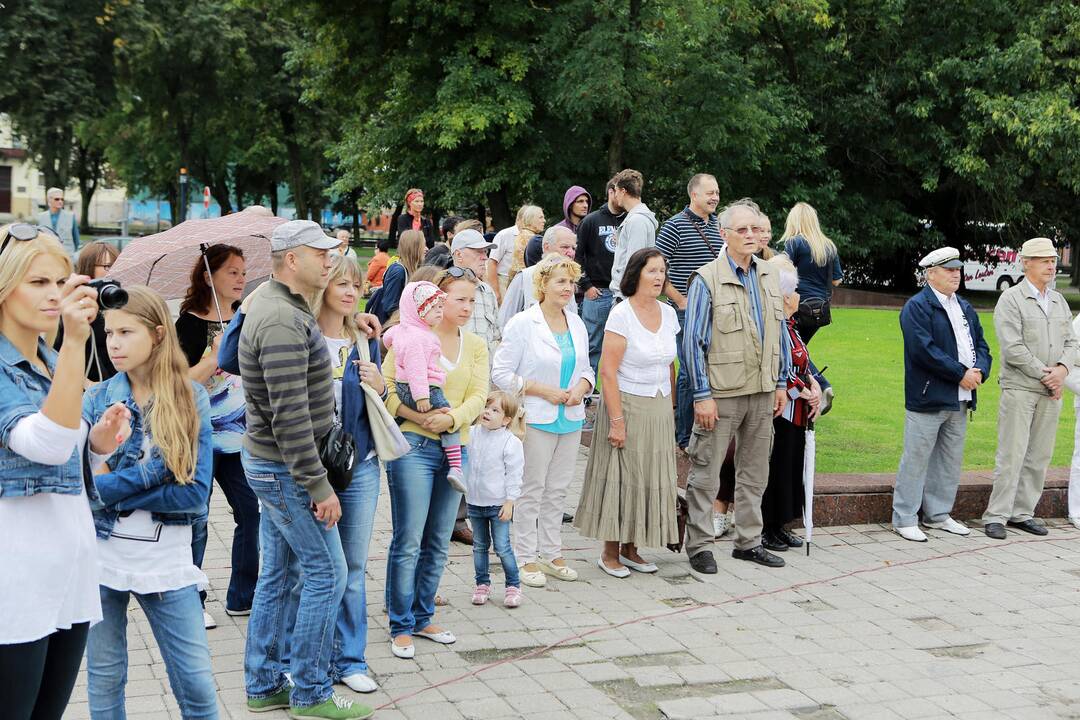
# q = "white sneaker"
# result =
<box><xmin>203</xmin><ymin>611</ymin><xmax>217</xmax><ymax>629</ymax></box>
<box><xmin>713</xmin><ymin>511</ymin><xmax>731</xmax><ymax>538</ymax></box>
<box><xmin>1069</xmin><ymin>516</ymin><xmax>1080</xmax><ymax>531</ymax></box>
<box><xmin>923</xmin><ymin>517</ymin><xmax>971</xmax><ymax>536</ymax></box>
<box><xmin>894</xmin><ymin>525</ymin><xmax>928</xmax><ymax>542</ymax></box>
<box><xmin>341</xmin><ymin>673</ymin><xmax>378</xmax><ymax>693</ymax></box>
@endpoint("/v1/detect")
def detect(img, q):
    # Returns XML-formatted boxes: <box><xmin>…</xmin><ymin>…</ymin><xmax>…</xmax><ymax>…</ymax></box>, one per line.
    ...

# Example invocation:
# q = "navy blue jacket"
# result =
<box><xmin>900</xmin><ymin>286</ymin><xmax>992</xmax><ymax>412</ymax></box>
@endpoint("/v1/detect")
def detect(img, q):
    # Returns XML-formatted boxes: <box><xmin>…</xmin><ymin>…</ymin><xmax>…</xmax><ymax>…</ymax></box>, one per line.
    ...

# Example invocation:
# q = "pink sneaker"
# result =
<box><xmin>503</xmin><ymin>586</ymin><xmax>523</xmax><ymax>608</ymax></box>
<box><xmin>471</xmin><ymin>584</ymin><xmax>491</xmax><ymax>605</ymax></box>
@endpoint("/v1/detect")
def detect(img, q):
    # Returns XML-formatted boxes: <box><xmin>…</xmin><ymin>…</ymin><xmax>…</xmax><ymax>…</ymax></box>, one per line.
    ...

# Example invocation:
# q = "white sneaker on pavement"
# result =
<box><xmin>713</xmin><ymin>511</ymin><xmax>731</xmax><ymax>538</ymax></box>
<box><xmin>1070</xmin><ymin>516</ymin><xmax>1080</xmax><ymax>531</ymax></box>
<box><xmin>923</xmin><ymin>517</ymin><xmax>971</xmax><ymax>536</ymax></box>
<box><xmin>894</xmin><ymin>525</ymin><xmax>928</xmax><ymax>542</ymax></box>
<box><xmin>341</xmin><ymin>673</ymin><xmax>378</xmax><ymax>693</ymax></box>
<box><xmin>203</xmin><ymin>611</ymin><xmax>217</xmax><ymax>629</ymax></box>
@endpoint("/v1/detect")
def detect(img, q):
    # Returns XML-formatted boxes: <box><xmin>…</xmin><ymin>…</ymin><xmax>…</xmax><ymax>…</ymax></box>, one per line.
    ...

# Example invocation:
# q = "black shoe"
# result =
<box><xmin>984</xmin><ymin>523</ymin><xmax>1007</xmax><ymax>540</ymax></box>
<box><xmin>778</xmin><ymin>528</ymin><xmax>804</xmax><ymax>548</ymax></box>
<box><xmin>1007</xmin><ymin>519</ymin><xmax>1048</xmax><ymax>536</ymax></box>
<box><xmin>732</xmin><ymin>545</ymin><xmax>785</xmax><ymax>568</ymax></box>
<box><xmin>688</xmin><ymin>550</ymin><xmax>717</xmax><ymax>574</ymax></box>
<box><xmin>761</xmin><ymin>531</ymin><xmax>788</xmax><ymax>552</ymax></box>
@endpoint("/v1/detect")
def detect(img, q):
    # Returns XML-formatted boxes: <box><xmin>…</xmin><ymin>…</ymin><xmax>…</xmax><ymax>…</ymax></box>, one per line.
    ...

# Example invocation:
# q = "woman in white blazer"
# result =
<box><xmin>492</xmin><ymin>254</ymin><xmax>595</xmax><ymax>588</ymax></box>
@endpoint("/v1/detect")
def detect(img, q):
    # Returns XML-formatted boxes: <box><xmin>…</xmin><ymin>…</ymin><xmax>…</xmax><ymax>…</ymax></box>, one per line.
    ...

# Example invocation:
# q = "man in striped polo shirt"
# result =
<box><xmin>239</xmin><ymin>220</ymin><xmax>373</xmax><ymax>718</ymax></box>
<box><xmin>656</xmin><ymin>173</ymin><xmax>723</xmax><ymax>452</ymax></box>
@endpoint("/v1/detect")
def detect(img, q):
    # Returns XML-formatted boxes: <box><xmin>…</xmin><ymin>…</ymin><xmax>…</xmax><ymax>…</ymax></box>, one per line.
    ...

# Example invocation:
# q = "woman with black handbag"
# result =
<box><xmin>781</xmin><ymin>202</ymin><xmax>843</xmax><ymax>343</ymax></box>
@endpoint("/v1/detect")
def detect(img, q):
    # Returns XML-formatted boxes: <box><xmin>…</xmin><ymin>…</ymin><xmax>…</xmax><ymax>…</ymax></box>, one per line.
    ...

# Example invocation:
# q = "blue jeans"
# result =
<box><xmin>385</xmin><ymin>433</ymin><xmax>463</xmax><ymax>637</ymax></box>
<box><xmin>215</xmin><ymin>451</ymin><xmax>260</xmax><ymax>612</ymax></box>
<box><xmin>581</xmin><ymin>289</ymin><xmax>614</xmax><ymax>379</ymax></box>
<box><xmin>674</xmin><ymin>306</ymin><xmax>693</xmax><ymax>449</ymax></box>
<box><xmin>241</xmin><ymin>449</ymin><xmax>347</xmax><ymax>709</ymax></box>
<box><xmin>331</xmin><ymin>456</ymin><xmax>380</xmax><ymax>680</ymax></box>
<box><xmin>395</xmin><ymin>383</ymin><xmax>461</xmax><ymax>447</ymax></box>
<box><xmin>87</xmin><ymin>585</ymin><xmax>217</xmax><ymax>719</ymax></box>
<box><xmin>467</xmin><ymin>504</ymin><xmax>520</xmax><ymax>588</ymax></box>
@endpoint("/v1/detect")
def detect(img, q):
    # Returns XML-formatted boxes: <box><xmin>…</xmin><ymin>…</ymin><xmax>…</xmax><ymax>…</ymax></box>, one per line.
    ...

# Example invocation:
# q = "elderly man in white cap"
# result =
<box><xmin>983</xmin><ymin>237</ymin><xmax>1079</xmax><ymax>540</ymax></box>
<box><xmin>892</xmin><ymin>247</ymin><xmax>992</xmax><ymax>541</ymax></box>
<box><xmin>450</xmin><ymin>228</ymin><xmax>501</xmax><ymax>362</ymax></box>
<box><xmin>238</xmin><ymin>219</ymin><xmax>374</xmax><ymax>718</ymax></box>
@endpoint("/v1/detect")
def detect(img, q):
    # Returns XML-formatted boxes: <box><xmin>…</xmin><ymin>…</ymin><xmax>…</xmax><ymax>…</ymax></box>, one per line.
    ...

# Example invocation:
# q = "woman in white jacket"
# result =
<box><xmin>492</xmin><ymin>254</ymin><xmax>595</xmax><ymax>588</ymax></box>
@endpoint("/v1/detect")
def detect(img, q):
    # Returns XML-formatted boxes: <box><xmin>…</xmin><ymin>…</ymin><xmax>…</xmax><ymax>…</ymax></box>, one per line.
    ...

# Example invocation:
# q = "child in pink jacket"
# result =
<box><xmin>383</xmin><ymin>281</ymin><xmax>465</xmax><ymax>490</ymax></box>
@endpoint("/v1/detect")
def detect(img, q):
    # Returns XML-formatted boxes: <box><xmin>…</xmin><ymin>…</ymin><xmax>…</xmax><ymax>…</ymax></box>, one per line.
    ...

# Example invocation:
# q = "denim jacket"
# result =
<box><xmin>0</xmin><ymin>333</ymin><xmax>99</xmax><ymax>500</ymax></box>
<box><xmin>83</xmin><ymin>372</ymin><xmax>213</xmax><ymax>539</ymax></box>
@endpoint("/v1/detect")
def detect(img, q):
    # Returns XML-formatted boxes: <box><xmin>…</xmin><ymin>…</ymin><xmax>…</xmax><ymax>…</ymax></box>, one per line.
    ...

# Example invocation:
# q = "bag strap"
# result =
<box><xmin>684</xmin><ymin>209</ymin><xmax>721</xmax><ymax>258</ymax></box>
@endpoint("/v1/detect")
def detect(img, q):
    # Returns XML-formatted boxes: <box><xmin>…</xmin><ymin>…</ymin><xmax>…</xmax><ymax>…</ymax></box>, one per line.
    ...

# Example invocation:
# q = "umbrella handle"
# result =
<box><xmin>200</xmin><ymin>243</ymin><xmax>227</xmax><ymax>333</ymax></box>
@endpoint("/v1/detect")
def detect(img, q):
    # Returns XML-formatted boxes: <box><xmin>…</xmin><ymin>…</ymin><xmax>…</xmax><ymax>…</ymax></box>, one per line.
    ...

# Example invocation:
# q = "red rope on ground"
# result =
<box><xmin>375</xmin><ymin>532</ymin><xmax>1080</xmax><ymax>710</ymax></box>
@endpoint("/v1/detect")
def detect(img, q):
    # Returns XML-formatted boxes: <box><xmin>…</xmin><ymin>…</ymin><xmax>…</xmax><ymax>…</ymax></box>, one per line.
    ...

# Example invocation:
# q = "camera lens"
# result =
<box><xmin>98</xmin><ymin>284</ymin><xmax>128</xmax><ymax>310</ymax></box>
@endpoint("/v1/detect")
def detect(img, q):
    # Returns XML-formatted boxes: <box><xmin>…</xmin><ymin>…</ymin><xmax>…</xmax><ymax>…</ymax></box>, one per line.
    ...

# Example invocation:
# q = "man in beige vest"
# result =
<box><xmin>682</xmin><ymin>203</ymin><xmax>790</xmax><ymax>572</ymax></box>
<box><xmin>983</xmin><ymin>237</ymin><xmax>1078</xmax><ymax>539</ymax></box>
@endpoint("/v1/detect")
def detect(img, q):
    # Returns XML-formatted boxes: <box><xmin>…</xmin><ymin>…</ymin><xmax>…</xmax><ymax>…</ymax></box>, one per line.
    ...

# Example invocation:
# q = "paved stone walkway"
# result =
<box><xmin>64</xmin><ymin>446</ymin><xmax>1080</xmax><ymax>719</ymax></box>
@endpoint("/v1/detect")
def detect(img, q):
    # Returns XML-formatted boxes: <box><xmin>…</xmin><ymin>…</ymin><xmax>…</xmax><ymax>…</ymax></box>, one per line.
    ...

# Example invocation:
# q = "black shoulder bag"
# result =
<box><xmin>319</xmin><ymin>402</ymin><xmax>356</xmax><ymax>493</ymax></box>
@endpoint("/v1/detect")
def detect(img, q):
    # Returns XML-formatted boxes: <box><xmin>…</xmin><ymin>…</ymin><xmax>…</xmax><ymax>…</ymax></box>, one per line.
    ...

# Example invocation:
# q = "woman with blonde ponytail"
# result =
<box><xmin>781</xmin><ymin>202</ymin><xmax>844</xmax><ymax>343</ymax></box>
<box><xmin>82</xmin><ymin>285</ymin><xmax>218</xmax><ymax>719</ymax></box>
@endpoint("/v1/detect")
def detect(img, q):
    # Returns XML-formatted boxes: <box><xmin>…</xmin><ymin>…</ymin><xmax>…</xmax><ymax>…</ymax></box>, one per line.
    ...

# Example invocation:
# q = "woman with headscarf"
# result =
<box><xmin>395</xmin><ymin>188</ymin><xmax>437</xmax><ymax>249</ymax></box>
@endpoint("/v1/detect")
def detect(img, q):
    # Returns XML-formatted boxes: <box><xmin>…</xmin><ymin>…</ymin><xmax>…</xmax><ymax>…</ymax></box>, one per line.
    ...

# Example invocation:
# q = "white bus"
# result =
<box><xmin>963</xmin><ymin>246</ymin><xmax>1024</xmax><ymax>291</ymax></box>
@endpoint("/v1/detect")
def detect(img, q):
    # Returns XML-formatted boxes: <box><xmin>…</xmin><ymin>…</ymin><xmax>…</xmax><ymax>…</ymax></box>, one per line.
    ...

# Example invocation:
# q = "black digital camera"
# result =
<box><xmin>86</xmin><ymin>279</ymin><xmax>128</xmax><ymax>310</ymax></box>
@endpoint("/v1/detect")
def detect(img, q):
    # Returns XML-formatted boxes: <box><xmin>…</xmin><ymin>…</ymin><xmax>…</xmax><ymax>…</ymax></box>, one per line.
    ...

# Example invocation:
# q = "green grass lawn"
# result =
<box><xmin>811</xmin><ymin>308</ymin><xmax>1076</xmax><ymax>474</ymax></box>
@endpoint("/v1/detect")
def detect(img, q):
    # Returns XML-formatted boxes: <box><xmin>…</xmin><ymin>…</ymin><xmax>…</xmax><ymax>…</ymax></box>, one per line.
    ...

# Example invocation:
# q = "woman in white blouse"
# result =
<box><xmin>576</xmin><ymin>248</ymin><xmax>680</xmax><ymax>578</ymax></box>
<box><xmin>492</xmin><ymin>254</ymin><xmax>594</xmax><ymax>589</ymax></box>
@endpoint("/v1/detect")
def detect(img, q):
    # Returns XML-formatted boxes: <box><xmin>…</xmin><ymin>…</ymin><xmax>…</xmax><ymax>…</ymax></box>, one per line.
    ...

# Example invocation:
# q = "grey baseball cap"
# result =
<box><xmin>450</xmin><ymin>229</ymin><xmax>495</xmax><ymax>253</ymax></box>
<box><xmin>270</xmin><ymin>220</ymin><xmax>340</xmax><ymax>252</ymax></box>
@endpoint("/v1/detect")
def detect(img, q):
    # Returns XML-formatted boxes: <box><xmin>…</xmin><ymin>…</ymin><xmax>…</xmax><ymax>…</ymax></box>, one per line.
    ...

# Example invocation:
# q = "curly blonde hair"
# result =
<box><xmin>532</xmin><ymin>253</ymin><xmax>582</xmax><ymax>303</ymax></box>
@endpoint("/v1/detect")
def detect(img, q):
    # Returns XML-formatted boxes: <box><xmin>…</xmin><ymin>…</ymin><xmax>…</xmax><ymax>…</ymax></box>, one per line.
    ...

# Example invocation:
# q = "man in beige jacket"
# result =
<box><xmin>682</xmin><ymin>203</ymin><xmax>790</xmax><ymax>572</ymax></box>
<box><xmin>983</xmin><ymin>237</ymin><xmax>1078</xmax><ymax>539</ymax></box>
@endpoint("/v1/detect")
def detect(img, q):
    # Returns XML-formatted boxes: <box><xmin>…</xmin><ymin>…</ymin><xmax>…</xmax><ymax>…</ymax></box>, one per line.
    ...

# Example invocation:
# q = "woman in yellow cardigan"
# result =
<box><xmin>382</xmin><ymin>267</ymin><xmax>489</xmax><ymax>660</ymax></box>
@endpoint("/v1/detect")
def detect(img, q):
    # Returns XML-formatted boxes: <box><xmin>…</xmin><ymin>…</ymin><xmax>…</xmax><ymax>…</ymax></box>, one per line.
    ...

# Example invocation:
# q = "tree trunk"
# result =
<box><xmin>607</xmin><ymin>109</ymin><xmax>629</xmax><ymax>176</ymax></box>
<box><xmin>268</xmin><ymin>184</ymin><xmax>279</xmax><ymax>216</ymax></box>
<box><xmin>351</xmin><ymin>205</ymin><xmax>360</xmax><ymax>235</ymax></box>
<box><xmin>486</xmin><ymin>189</ymin><xmax>512</xmax><ymax>230</ymax></box>
<box><xmin>475</xmin><ymin>202</ymin><xmax>487</xmax><ymax>229</ymax></box>
<box><xmin>210</xmin><ymin>178</ymin><xmax>233</xmax><ymax>215</ymax></box>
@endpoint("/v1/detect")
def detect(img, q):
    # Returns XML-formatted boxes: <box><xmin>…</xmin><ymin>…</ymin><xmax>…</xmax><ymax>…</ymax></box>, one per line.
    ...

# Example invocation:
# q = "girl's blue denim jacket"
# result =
<box><xmin>0</xmin><ymin>333</ymin><xmax>98</xmax><ymax>500</ymax></box>
<box><xmin>83</xmin><ymin>372</ymin><xmax>213</xmax><ymax>540</ymax></box>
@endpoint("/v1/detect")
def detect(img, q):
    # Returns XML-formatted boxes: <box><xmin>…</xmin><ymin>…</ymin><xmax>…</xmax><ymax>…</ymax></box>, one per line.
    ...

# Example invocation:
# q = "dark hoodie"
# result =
<box><xmin>555</xmin><ymin>185</ymin><xmax>592</xmax><ymax>233</ymax></box>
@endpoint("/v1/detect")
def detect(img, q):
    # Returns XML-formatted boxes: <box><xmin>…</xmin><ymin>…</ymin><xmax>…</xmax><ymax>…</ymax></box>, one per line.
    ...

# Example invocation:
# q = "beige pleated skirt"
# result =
<box><xmin>575</xmin><ymin>391</ymin><xmax>679</xmax><ymax>548</ymax></box>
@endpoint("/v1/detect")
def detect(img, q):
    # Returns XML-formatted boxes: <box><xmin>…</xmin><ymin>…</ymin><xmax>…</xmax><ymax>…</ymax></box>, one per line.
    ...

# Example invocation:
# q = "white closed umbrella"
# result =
<box><xmin>803</xmin><ymin>422</ymin><xmax>816</xmax><ymax>556</ymax></box>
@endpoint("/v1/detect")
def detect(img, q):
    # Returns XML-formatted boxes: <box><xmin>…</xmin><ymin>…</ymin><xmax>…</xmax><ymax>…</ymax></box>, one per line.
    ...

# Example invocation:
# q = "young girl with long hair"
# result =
<box><xmin>176</xmin><ymin>245</ymin><xmax>257</xmax><ymax>623</ymax></box>
<box><xmin>0</xmin><ymin>224</ymin><xmax>127</xmax><ymax>720</ymax></box>
<box><xmin>84</xmin><ymin>286</ymin><xmax>218</xmax><ymax>719</ymax></box>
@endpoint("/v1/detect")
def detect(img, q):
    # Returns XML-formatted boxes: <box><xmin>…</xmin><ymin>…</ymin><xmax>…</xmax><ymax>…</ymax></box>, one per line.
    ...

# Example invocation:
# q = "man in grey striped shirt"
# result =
<box><xmin>239</xmin><ymin>220</ymin><xmax>373</xmax><ymax>718</ymax></box>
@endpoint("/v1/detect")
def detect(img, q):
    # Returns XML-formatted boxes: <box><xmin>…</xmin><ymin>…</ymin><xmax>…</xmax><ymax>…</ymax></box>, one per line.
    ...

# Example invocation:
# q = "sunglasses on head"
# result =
<box><xmin>439</xmin><ymin>266</ymin><xmax>477</xmax><ymax>281</ymax></box>
<box><xmin>0</xmin><ymin>223</ymin><xmax>60</xmax><ymax>257</ymax></box>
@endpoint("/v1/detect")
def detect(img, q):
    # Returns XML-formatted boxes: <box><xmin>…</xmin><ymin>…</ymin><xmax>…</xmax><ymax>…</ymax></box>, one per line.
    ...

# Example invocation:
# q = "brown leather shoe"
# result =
<box><xmin>451</xmin><ymin>527</ymin><xmax>474</xmax><ymax>545</ymax></box>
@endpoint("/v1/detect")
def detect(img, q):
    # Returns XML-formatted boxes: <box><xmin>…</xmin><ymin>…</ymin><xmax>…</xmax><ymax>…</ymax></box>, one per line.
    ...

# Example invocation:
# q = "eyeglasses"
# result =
<box><xmin>0</xmin><ymin>223</ymin><xmax>59</xmax><ymax>256</ymax></box>
<box><xmin>724</xmin><ymin>225</ymin><xmax>763</xmax><ymax>237</ymax></box>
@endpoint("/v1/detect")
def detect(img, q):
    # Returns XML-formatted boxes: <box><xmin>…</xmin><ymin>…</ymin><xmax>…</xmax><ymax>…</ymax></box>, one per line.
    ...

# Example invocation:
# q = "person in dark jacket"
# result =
<box><xmin>892</xmin><ymin>247</ymin><xmax>992</xmax><ymax>542</ymax></box>
<box><xmin>395</xmin><ymin>188</ymin><xmax>438</xmax><ymax>248</ymax></box>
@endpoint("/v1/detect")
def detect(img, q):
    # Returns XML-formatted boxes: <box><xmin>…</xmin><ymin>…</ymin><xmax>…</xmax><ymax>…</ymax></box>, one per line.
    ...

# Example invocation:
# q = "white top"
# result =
<box><xmin>0</xmin><ymin>414</ymin><xmax>102</xmax><ymax>643</ymax></box>
<box><xmin>604</xmin><ymin>300</ymin><xmax>680</xmax><ymax>398</ymax></box>
<box><xmin>492</xmin><ymin>304</ymin><xmax>595</xmax><ymax>424</ymax></box>
<box><xmin>464</xmin><ymin>425</ymin><xmax>524</xmax><ymax>507</ymax></box>
<box><xmin>490</xmin><ymin>225</ymin><xmax>518</xmax><ymax>277</ymax></box>
<box><xmin>325</xmin><ymin>334</ymin><xmax>354</xmax><ymax>415</ymax></box>
<box><xmin>96</xmin><ymin>434</ymin><xmax>207</xmax><ymax>595</ymax></box>
<box><xmin>930</xmin><ymin>287</ymin><xmax>976</xmax><ymax>402</ymax></box>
